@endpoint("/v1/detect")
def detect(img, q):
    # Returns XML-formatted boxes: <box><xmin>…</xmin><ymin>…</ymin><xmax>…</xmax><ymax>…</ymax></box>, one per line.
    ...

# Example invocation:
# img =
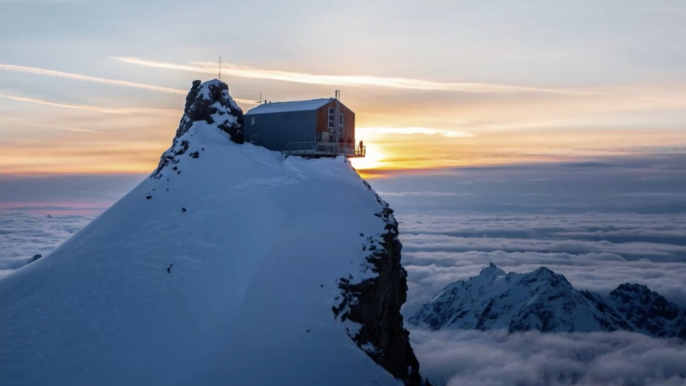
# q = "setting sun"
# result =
<box><xmin>349</xmin><ymin>142</ymin><xmax>385</xmax><ymax>174</ymax></box>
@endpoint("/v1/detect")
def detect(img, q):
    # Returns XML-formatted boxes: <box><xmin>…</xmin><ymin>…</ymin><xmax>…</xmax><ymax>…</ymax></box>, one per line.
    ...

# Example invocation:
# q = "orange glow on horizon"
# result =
<box><xmin>3</xmin><ymin>125</ymin><xmax>686</xmax><ymax>178</ymax></box>
<box><xmin>3</xmin><ymin>94</ymin><xmax>686</xmax><ymax>178</ymax></box>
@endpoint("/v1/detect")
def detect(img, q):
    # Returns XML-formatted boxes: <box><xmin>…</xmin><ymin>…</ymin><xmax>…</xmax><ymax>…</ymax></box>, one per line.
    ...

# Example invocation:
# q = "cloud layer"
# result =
<box><xmin>411</xmin><ymin>329</ymin><xmax>686</xmax><ymax>386</ymax></box>
<box><xmin>0</xmin><ymin>213</ymin><xmax>93</xmax><ymax>278</ymax></box>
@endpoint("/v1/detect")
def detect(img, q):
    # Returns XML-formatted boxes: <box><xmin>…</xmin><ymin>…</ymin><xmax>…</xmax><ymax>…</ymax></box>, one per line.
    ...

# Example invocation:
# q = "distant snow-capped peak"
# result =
<box><xmin>409</xmin><ymin>264</ymin><xmax>686</xmax><ymax>339</ymax></box>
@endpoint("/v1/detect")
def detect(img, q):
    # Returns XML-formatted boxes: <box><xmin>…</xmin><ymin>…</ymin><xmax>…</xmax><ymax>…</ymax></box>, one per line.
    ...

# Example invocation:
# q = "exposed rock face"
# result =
<box><xmin>153</xmin><ymin>79</ymin><xmax>244</xmax><ymax>179</ymax></box>
<box><xmin>410</xmin><ymin>264</ymin><xmax>686</xmax><ymax>339</ymax></box>
<box><xmin>176</xmin><ymin>79</ymin><xmax>244</xmax><ymax>141</ymax></box>
<box><xmin>334</xmin><ymin>185</ymin><xmax>425</xmax><ymax>386</ymax></box>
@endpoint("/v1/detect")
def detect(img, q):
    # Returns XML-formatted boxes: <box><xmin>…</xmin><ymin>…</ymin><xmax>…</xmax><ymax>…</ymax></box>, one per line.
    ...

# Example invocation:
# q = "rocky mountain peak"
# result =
<box><xmin>480</xmin><ymin>262</ymin><xmax>506</xmax><ymax>277</ymax></box>
<box><xmin>410</xmin><ymin>265</ymin><xmax>686</xmax><ymax>339</ymax></box>
<box><xmin>523</xmin><ymin>266</ymin><xmax>570</xmax><ymax>287</ymax></box>
<box><xmin>611</xmin><ymin>283</ymin><xmax>657</xmax><ymax>302</ymax></box>
<box><xmin>176</xmin><ymin>79</ymin><xmax>244</xmax><ymax>142</ymax></box>
<box><xmin>152</xmin><ymin>79</ymin><xmax>244</xmax><ymax>179</ymax></box>
<box><xmin>531</xmin><ymin>266</ymin><xmax>554</xmax><ymax>276</ymax></box>
<box><xmin>609</xmin><ymin>283</ymin><xmax>685</xmax><ymax>337</ymax></box>
<box><xmin>610</xmin><ymin>283</ymin><xmax>677</xmax><ymax>318</ymax></box>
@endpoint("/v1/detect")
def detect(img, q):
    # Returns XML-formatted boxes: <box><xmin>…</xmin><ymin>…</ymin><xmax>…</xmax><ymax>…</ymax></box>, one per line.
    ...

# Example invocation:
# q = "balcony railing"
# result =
<box><xmin>281</xmin><ymin>142</ymin><xmax>366</xmax><ymax>158</ymax></box>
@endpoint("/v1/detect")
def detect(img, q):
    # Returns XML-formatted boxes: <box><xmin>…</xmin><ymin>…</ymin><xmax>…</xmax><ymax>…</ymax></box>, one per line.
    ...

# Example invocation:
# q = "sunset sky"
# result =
<box><xmin>1</xmin><ymin>0</ymin><xmax>686</xmax><ymax>180</ymax></box>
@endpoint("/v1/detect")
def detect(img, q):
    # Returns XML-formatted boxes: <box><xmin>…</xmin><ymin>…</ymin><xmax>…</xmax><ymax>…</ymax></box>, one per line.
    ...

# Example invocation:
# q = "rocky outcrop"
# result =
<box><xmin>410</xmin><ymin>264</ymin><xmax>686</xmax><ymax>339</ymax></box>
<box><xmin>153</xmin><ymin>79</ymin><xmax>243</xmax><ymax>179</ymax></box>
<box><xmin>176</xmin><ymin>79</ymin><xmax>244</xmax><ymax>141</ymax></box>
<box><xmin>333</xmin><ymin>185</ymin><xmax>426</xmax><ymax>386</ymax></box>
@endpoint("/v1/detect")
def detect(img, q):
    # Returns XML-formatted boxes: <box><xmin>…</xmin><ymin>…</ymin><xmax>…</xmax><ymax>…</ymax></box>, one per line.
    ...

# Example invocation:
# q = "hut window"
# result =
<box><xmin>339</xmin><ymin>113</ymin><xmax>344</xmax><ymax>125</ymax></box>
<box><xmin>250</xmin><ymin>117</ymin><xmax>257</xmax><ymax>125</ymax></box>
<box><xmin>328</xmin><ymin>107</ymin><xmax>335</xmax><ymax>129</ymax></box>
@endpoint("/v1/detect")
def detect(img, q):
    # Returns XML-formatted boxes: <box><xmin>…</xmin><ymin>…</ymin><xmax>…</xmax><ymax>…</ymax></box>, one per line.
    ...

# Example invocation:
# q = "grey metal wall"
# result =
<box><xmin>244</xmin><ymin>110</ymin><xmax>317</xmax><ymax>151</ymax></box>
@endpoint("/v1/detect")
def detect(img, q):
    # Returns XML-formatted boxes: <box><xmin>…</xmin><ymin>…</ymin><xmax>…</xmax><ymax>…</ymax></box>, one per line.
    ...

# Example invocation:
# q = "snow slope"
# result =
<box><xmin>0</xmin><ymin>80</ymin><xmax>422</xmax><ymax>386</ymax></box>
<box><xmin>409</xmin><ymin>264</ymin><xmax>686</xmax><ymax>338</ymax></box>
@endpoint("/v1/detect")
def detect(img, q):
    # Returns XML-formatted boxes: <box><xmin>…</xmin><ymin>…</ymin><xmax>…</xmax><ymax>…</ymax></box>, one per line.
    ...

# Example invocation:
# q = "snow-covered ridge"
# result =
<box><xmin>409</xmin><ymin>263</ymin><xmax>686</xmax><ymax>339</ymax></box>
<box><xmin>0</xmin><ymin>80</ymin><xmax>425</xmax><ymax>386</ymax></box>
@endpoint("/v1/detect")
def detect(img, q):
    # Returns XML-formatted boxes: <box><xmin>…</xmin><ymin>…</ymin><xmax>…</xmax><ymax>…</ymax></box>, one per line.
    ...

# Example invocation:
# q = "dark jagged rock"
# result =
<box><xmin>176</xmin><ymin>80</ymin><xmax>244</xmax><ymax>140</ymax></box>
<box><xmin>609</xmin><ymin>284</ymin><xmax>686</xmax><ymax>339</ymax></box>
<box><xmin>410</xmin><ymin>264</ymin><xmax>686</xmax><ymax>339</ymax></box>
<box><xmin>29</xmin><ymin>254</ymin><xmax>42</xmax><ymax>263</ymax></box>
<box><xmin>153</xmin><ymin>80</ymin><xmax>243</xmax><ymax>179</ymax></box>
<box><xmin>333</xmin><ymin>192</ymin><xmax>425</xmax><ymax>386</ymax></box>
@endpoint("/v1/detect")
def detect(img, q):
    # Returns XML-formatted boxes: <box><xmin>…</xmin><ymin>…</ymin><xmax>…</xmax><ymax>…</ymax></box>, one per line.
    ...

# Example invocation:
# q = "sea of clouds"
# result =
<box><xmin>411</xmin><ymin>329</ymin><xmax>686</xmax><ymax>386</ymax></box>
<box><xmin>393</xmin><ymin>212</ymin><xmax>686</xmax><ymax>386</ymax></box>
<box><xmin>0</xmin><ymin>213</ymin><xmax>94</xmax><ymax>278</ymax></box>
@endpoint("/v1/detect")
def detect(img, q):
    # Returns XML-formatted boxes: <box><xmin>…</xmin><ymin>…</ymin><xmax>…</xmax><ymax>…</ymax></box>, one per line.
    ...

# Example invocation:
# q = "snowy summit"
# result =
<box><xmin>409</xmin><ymin>263</ymin><xmax>686</xmax><ymax>338</ymax></box>
<box><xmin>0</xmin><ymin>80</ymin><xmax>425</xmax><ymax>386</ymax></box>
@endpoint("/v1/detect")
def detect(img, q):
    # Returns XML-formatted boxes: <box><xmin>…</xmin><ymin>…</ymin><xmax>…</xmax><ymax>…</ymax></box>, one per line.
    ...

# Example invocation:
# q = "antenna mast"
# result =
<box><xmin>218</xmin><ymin>56</ymin><xmax>222</xmax><ymax>80</ymax></box>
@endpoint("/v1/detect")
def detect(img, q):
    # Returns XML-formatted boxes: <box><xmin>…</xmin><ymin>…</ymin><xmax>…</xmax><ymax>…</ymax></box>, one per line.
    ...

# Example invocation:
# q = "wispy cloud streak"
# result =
<box><xmin>33</xmin><ymin>123</ymin><xmax>102</xmax><ymax>134</ymax></box>
<box><xmin>113</xmin><ymin>57</ymin><xmax>594</xmax><ymax>95</ymax></box>
<box><xmin>0</xmin><ymin>63</ymin><xmax>187</xmax><ymax>95</ymax></box>
<box><xmin>0</xmin><ymin>63</ymin><xmax>258</xmax><ymax>104</ymax></box>
<box><xmin>0</xmin><ymin>93</ymin><xmax>177</xmax><ymax>115</ymax></box>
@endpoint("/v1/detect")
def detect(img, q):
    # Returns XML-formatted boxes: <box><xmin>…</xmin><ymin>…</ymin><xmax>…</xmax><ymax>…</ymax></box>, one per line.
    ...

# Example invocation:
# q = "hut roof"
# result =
<box><xmin>244</xmin><ymin>98</ymin><xmax>333</xmax><ymax>115</ymax></box>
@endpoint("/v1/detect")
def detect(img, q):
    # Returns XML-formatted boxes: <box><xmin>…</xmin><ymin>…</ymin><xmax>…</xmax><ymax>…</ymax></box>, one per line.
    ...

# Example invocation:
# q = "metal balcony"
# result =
<box><xmin>281</xmin><ymin>142</ymin><xmax>366</xmax><ymax>158</ymax></box>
